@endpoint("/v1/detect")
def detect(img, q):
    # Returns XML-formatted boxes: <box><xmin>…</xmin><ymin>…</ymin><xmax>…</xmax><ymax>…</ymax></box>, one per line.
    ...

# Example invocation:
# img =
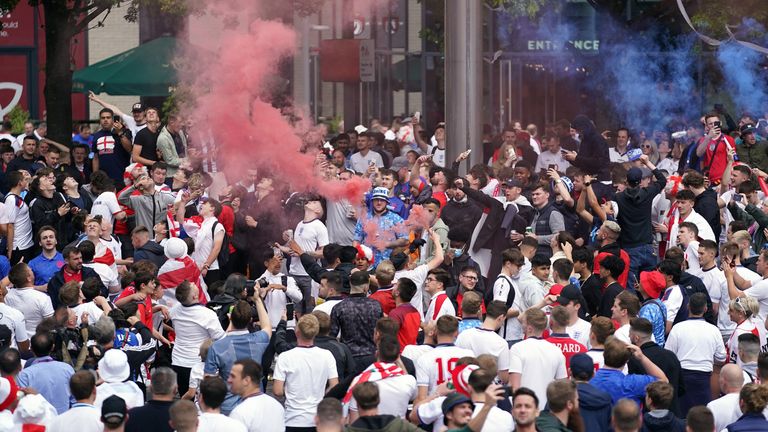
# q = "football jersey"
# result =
<box><xmin>416</xmin><ymin>344</ymin><xmax>474</xmax><ymax>395</ymax></box>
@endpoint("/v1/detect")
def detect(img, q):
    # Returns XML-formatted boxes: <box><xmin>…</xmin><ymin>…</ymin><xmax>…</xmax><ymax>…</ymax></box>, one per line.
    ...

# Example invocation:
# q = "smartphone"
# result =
<box><xmin>286</xmin><ymin>302</ymin><xmax>295</xmax><ymax>321</ymax></box>
<box><xmin>734</xmin><ymin>194</ymin><xmax>742</xmax><ymax>202</ymax></box>
<box><xmin>548</xmin><ymin>164</ymin><xmax>556</xmax><ymax>170</ymax></box>
<box><xmin>714</xmin><ymin>121</ymin><xmax>721</xmax><ymax>128</ymax></box>
<box><xmin>501</xmin><ymin>385</ymin><xmax>514</xmax><ymax>399</ymax></box>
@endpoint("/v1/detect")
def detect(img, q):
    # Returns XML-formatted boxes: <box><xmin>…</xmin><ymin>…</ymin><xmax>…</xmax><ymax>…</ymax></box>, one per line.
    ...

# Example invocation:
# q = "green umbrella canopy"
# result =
<box><xmin>73</xmin><ymin>37</ymin><xmax>179</xmax><ymax>96</ymax></box>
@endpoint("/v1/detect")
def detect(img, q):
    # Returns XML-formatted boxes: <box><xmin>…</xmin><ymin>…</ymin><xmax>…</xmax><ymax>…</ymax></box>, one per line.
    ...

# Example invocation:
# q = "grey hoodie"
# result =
<box><xmin>118</xmin><ymin>185</ymin><xmax>176</xmax><ymax>231</ymax></box>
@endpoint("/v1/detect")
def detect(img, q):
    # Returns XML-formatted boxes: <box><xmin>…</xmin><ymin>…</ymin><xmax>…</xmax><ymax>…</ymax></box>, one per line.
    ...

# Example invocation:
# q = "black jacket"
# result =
<box><xmin>616</xmin><ymin>169</ymin><xmax>667</xmax><ymax>248</ymax></box>
<box><xmin>300</xmin><ymin>253</ymin><xmax>354</xmax><ymax>294</ymax></box>
<box><xmin>134</xmin><ymin>241</ymin><xmax>167</xmax><ymax>268</ymax></box>
<box><xmin>48</xmin><ymin>266</ymin><xmax>107</xmax><ymax>309</ymax></box>
<box><xmin>441</xmin><ymin>199</ymin><xmax>482</xmax><ymax>232</ymax></box>
<box><xmin>29</xmin><ymin>194</ymin><xmax>63</xmax><ymax>243</ymax></box>
<box><xmin>628</xmin><ymin>341</ymin><xmax>685</xmax><ymax>416</ymax></box>
<box><xmin>570</xmin><ymin>115</ymin><xmax>611</xmax><ymax>181</ymax></box>
<box><xmin>694</xmin><ymin>188</ymin><xmax>721</xmax><ymax>240</ymax></box>
<box><xmin>641</xmin><ymin>411</ymin><xmax>686</xmax><ymax>432</ymax></box>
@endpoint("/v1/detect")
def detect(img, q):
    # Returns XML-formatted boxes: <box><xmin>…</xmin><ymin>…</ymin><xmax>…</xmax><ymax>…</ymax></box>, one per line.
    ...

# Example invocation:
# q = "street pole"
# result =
<box><xmin>342</xmin><ymin>0</ymin><xmax>360</xmax><ymax>129</ymax></box>
<box><xmin>445</xmin><ymin>0</ymin><xmax>483</xmax><ymax>173</ymax></box>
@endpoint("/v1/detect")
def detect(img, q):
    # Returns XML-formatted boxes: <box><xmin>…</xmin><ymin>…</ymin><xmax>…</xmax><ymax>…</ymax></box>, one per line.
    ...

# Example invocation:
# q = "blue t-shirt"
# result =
<box><xmin>590</xmin><ymin>368</ymin><xmax>657</xmax><ymax>405</ymax></box>
<box><xmin>28</xmin><ymin>252</ymin><xmax>64</xmax><ymax>285</ymax></box>
<box><xmin>91</xmin><ymin>129</ymin><xmax>131</xmax><ymax>185</ymax></box>
<box><xmin>639</xmin><ymin>299</ymin><xmax>667</xmax><ymax>347</ymax></box>
<box><xmin>0</xmin><ymin>256</ymin><xmax>10</xmax><ymax>280</ymax></box>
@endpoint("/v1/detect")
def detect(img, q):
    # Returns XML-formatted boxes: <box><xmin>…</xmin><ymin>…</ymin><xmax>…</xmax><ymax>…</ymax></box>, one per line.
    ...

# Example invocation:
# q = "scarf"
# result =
<box><xmin>342</xmin><ymin>362</ymin><xmax>406</xmax><ymax>404</ymax></box>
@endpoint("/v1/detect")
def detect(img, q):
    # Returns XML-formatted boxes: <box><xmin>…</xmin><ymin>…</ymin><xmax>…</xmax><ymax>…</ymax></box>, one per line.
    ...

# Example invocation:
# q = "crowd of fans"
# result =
<box><xmin>1</xmin><ymin>98</ymin><xmax>768</xmax><ymax>432</ymax></box>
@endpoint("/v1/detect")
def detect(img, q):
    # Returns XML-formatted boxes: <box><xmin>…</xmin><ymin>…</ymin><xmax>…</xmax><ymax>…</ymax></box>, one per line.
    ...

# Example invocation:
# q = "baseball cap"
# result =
<box><xmin>384</xmin><ymin>130</ymin><xmax>397</xmax><ymax>141</ymax></box>
<box><xmin>101</xmin><ymin>395</ymin><xmax>127</xmax><ymax>426</ymax></box>
<box><xmin>556</xmin><ymin>284</ymin><xmax>582</xmax><ymax>306</ymax></box>
<box><xmin>601</xmin><ymin>220</ymin><xmax>621</xmax><ymax>234</ymax></box>
<box><xmin>371</xmin><ymin>187</ymin><xmax>390</xmax><ymax>202</ymax></box>
<box><xmin>627</xmin><ymin>167</ymin><xmax>643</xmax><ymax>185</ymax></box>
<box><xmin>741</xmin><ymin>124</ymin><xmax>757</xmax><ymax>135</ymax></box>
<box><xmin>441</xmin><ymin>392</ymin><xmax>474</xmax><ymax>417</ymax></box>
<box><xmin>391</xmin><ymin>156</ymin><xmax>410</xmax><ymax>170</ymax></box>
<box><xmin>504</xmin><ymin>178</ymin><xmax>524</xmax><ymax>188</ymax></box>
<box><xmin>131</xmin><ymin>102</ymin><xmax>145</xmax><ymax>113</ymax></box>
<box><xmin>570</xmin><ymin>353</ymin><xmax>595</xmax><ymax>378</ymax></box>
<box><xmin>640</xmin><ymin>270</ymin><xmax>666</xmax><ymax>299</ymax></box>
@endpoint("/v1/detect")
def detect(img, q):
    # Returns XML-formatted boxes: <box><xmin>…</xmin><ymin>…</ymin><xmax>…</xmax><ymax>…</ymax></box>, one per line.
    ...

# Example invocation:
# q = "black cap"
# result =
<box><xmin>741</xmin><ymin>124</ymin><xmax>757</xmax><ymax>136</ymax></box>
<box><xmin>101</xmin><ymin>395</ymin><xmax>127</xmax><ymax>425</ymax></box>
<box><xmin>441</xmin><ymin>392</ymin><xmax>474</xmax><ymax>416</ymax></box>
<box><xmin>556</xmin><ymin>284</ymin><xmax>582</xmax><ymax>305</ymax></box>
<box><xmin>131</xmin><ymin>102</ymin><xmax>145</xmax><ymax>113</ymax></box>
<box><xmin>504</xmin><ymin>178</ymin><xmax>524</xmax><ymax>188</ymax></box>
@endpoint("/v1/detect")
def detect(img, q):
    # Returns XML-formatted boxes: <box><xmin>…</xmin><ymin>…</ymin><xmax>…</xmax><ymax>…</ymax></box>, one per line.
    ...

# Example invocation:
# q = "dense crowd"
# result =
<box><xmin>0</xmin><ymin>97</ymin><xmax>768</xmax><ymax>432</ymax></box>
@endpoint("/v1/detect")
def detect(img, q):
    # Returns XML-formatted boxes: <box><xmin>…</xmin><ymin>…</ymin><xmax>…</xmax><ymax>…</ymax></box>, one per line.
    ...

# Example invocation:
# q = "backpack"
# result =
<box><xmin>212</xmin><ymin>221</ymin><xmax>230</xmax><ymax>267</ymax></box>
<box><xmin>671</xmin><ymin>285</ymin><xmax>691</xmax><ymax>325</ymax></box>
<box><xmin>679</xmin><ymin>277</ymin><xmax>717</xmax><ymax>325</ymax></box>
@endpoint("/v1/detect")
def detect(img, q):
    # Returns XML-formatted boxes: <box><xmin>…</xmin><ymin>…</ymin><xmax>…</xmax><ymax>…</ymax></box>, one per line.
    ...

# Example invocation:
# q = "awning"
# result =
<box><xmin>73</xmin><ymin>37</ymin><xmax>178</xmax><ymax>96</ymax></box>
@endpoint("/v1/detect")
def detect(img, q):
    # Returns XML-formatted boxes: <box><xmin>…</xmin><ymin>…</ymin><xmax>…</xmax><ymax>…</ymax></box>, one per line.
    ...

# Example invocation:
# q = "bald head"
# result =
<box><xmin>720</xmin><ymin>364</ymin><xmax>745</xmax><ymax>394</ymax></box>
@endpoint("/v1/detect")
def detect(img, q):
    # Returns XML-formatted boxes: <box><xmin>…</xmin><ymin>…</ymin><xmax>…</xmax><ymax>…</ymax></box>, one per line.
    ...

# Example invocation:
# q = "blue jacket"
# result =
<box><xmin>727</xmin><ymin>413</ymin><xmax>768</xmax><ymax>432</ymax></box>
<box><xmin>577</xmin><ymin>382</ymin><xmax>612</xmax><ymax>432</ymax></box>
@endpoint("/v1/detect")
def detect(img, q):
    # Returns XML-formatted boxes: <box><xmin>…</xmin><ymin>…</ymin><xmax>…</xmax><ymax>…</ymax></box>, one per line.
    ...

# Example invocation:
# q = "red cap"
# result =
<box><xmin>640</xmin><ymin>270</ymin><xmax>666</xmax><ymax>299</ymax></box>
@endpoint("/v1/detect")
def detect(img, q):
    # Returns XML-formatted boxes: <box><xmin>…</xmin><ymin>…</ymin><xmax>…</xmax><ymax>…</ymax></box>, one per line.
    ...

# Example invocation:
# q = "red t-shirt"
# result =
<box><xmin>62</xmin><ymin>268</ymin><xmax>83</xmax><ymax>284</ymax></box>
<box><xmin>704</xmin><ymin>134</ymin><xmax>736</xmax><ymax>184</ymax></box>
<box><xmin>117</xmin><ymin>285</ymin><xmax>153</xmax><ymax>329</ymax></box>
<box><xmin>370</xmin><ymin>287</ymin><xmax>397</xmax><ymax>315</ymax></box>
<box><xmin>389</xmin><ymin>303</ymin><xmax>421</xmax><ymax>352</ymax></box>
<box><xmin>546</xmin><ymin>333</ymin><xmax>587</xmax><ymax>372</ymax></box>
<box><xmin>594</xmin><ymin>249</ymin><xmax>630</xmax><ymax>288</ymax></box>
<box><xmin>218</xmin><ymin>205</ymin><xmax>236</xmax><ymax>253</ymax></box>
<box><xmin>455</xmin><ymin>291</ymin><xmax>486</xmax><ymax>318</ymax></box>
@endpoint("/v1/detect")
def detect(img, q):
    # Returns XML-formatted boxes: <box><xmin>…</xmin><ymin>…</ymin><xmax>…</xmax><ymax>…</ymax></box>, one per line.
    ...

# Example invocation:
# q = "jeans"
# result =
<box><xmin>625</xmin><ymin>243</ymin><xmax>657</xmax><ymax>280</ymax></box>
<box><xmin>290</xmin><ymin>275</ymin><xmax>314</xmax><ymax>314</ymax></box>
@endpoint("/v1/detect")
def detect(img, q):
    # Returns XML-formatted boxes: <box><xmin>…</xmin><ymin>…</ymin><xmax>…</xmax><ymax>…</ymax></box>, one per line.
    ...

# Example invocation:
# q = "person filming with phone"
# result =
<box><xmin>697</xmin><ymin>112</ymin><xmax>737</xmax><ymax>185</ymax></box>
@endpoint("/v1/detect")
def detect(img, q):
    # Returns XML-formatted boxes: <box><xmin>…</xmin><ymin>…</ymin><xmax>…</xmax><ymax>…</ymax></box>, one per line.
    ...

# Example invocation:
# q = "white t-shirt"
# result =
<box><xmin>229</xmin><ymin>393</ymin><xmax>285</xmax><ymax>432</ymax></box>
<box><xmin>401</xmin><ymin>344</ymin><xmax>433</xmax><ymax>364</ymax></box>
<box><xmin>665</xmin><ymin>319</ymin><xmax>727</xmax><ymax>372</ymax></box>
<box><xmin>566</xmin><ymin>319</ymin><xmax>592</xmax><ymax>349</ymax></box>
<box><xmin>120</xmin><ymin>114</ymin><xmax>146</xmax><ymax>141</ymax></box>
<box><xmin>427</xmin><ymin>145</ymin><xmax>446</xmax><ymax>168</ymax></box>
<box><xmin>534</xmin><ymin>150</ymin><xmax>571</xmax><ymax>174</ymax></box>
<box><xmin>94</xmin><ymin>381</ymin><xmax>144</xmax><ymax>410</ymax></box>
<box><xmin>260</xmin><ymin>271</ymin><xmax>303</xmax><ymax>329</ymax></box>
<box><xmin>417</xmin><ymin>397</ymin><xmax>514</xmax><ymax>432</ymax></box>
<box><xmin>699</xmin><ymin>266</ymin><xmax>733</xmax><ymax>337</ymax></box>
<box><xmin>707</xmin><ymin>392</ymin><xmax>742</xmax><ymax>432</ymax></box>
<box><xmin>47</xmin><ymin>403</ymin><xmax>102</xmax><ymax>432</ymax></box>
<box><xmin>190</xmin><ymin>217</ymin><xmax>226</xmax><ymax>270</ymax></box>
<box><xmin>83</xmin><ymin>262</ymin><xmax>119</xmax><ymax>290</ymax></box>
<box><xmin>0</xmin><ymin>303</ymin><xmax>28</xmax><ymax>348</ymax></box>
<box><xmin>197</xmin><ymin>412</ymin><xmax>247</xmax><ymax>432</ymax></box>
<box><xmin>508</xmin><ymin>337</ymin><xmax>567</xmax><ymax>409</ymax></box>
<box><xmin>313</xmin><ymin>298</ymin><xmax>342</xmax><ymax>316</ymax></box>
<box><xmin>455</xmin><ymin>327</ymin><xmax>511</xmax><ymax>372</ymax></box>
<box><xmin>0</xmin><ymin>201</ymin><xmax>9</xmax><ymax>225</ymax></box>
<box><xmin>586</xmin><ymin>348</ymin><xmax>605</xmax><ymax>370</ymax></box>
<box><xmin>425</xmin><ymin>291</ymin><xmax>455</xmax><ymax>321</ymax></box>
<box><xmin>4</xmin><ymin>193</ymin><xmax>33</xmax><ymax>250</ymax></box>
<box><xmin>169</xmin><ymin>303</ymin><xmax>226</xmax><ymax>368</ymax></box>
<box><xmin>744</xmin><ymin>279</ymin><xmax>768</xmax><ymax>323</ymax></box>
<box><xmin>726</xmin><ymin>318</ymin><xmax>766</xmax><ymax>367</ymax></box>
<box><xmin>662</xmin><ymin>284</ymin><xmax>684</xmax><ymax>323</ymax></box>
<box><xmin>288</xmin><ymin>219</ymin><xmax>329</xmax><ymax>276</ymax></box>
<box><xmin>348</xmin><ymin>373</ymin><xmax>417</xmax><ymax>418</ymax></box>
<box><xmin>684</xmin><ymin>241</ymin><xmax>701</xmax><ymax>275</ymax></box>
<box><xmin>273</xmin><ymin>346</ymin><xmax>338</xmax><ymax>427</ymax></box>
<box><xmin>349</xmin><ymin>150</ymin><xmax>384</xmax><ymax>173</ymax></box>
<box><xmin>72</xmin><ymin>301</ymin><xmax>105</xmax><ymax>326</ymax></box>
<box><xmin>394</xmin><ymin>265</ymin><xmax>430</xmax><ymax>319</ymax></box>
<box><xmin>416</xmin><ymin>344</ymin><xmax>474</xmax><ymax>395</ymax></box>
<box><xmin>90</xmin><ymin>192</ymin><xmax>122</xmax><ymax>226</ymax></box>
<box><xmin>5</xmin><ymin>287</ymin><xmax>53</xmax><ymax>335</ymax></box>
<box><xmin>493</xmin><ymin>274</ymin><xmax>525</xmax><ymax>341</ymax></box>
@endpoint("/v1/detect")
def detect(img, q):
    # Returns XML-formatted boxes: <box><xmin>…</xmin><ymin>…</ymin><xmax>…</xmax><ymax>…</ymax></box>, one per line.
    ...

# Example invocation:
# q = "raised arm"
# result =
<box><xmin>89</xmin><ymin>91</ymin><xmax>127</xmax><ymax>117</ymax></box>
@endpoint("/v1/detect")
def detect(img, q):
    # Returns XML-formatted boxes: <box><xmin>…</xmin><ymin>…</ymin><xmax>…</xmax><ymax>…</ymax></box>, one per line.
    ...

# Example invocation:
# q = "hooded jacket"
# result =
<box><xmin>535</xmin><ymin>410</ymin><xmax>571</xmax><ymax>432</ymax></box>
<box><xmin>117</xmin><ymin>185</ymin><xmax>176</xmax><ymax>231</ymax></box>
<box><xmin>441</xmin><ymin>198</ymin><xmax>482</xmax><ymax>232</ymax></box>
<box><xmin>133</xmin><ymin>240</ymin><xmax>167</xmax><ymax>269</ymax></box>
<box><xmin>570</xmin><ymin>115</ymin><xmax>610</xmax><ymax>181</ymax></box>
<box><xmin>641</xmin><ymin>410</ymin><xmax>685</xmax><ymax>432</ymax></box>
<box><xmin>347</xmin><ymin>415</ymin><xmax>421</xmax><ymax>432</ymax></box>
<box><xmin>577</xmin><ymin>382</ymin><xmax>612</xmax><ymax>432</ymax></box>
<box><xmin>615</xmin><ymin>169</ymin><xmax>667</xmax><ymax>248</ymax></box>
